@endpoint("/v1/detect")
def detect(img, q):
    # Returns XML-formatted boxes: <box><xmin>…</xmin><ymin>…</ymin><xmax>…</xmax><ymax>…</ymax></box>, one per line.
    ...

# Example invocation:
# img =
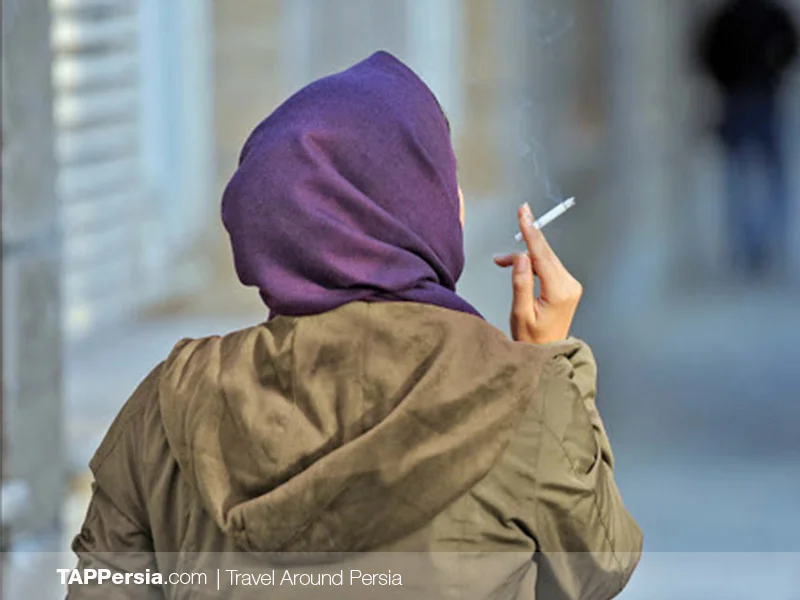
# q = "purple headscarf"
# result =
<box><xmin>222</xmin><ymin>51</ymin><xmax>481</xmax><ymax>319</ymax></box>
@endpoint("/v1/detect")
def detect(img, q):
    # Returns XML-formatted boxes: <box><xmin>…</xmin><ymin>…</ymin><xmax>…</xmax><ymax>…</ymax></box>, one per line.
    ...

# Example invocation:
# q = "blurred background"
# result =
<box><xmin>3</xmin><ymin>0</ymin><xmax>800</xmax><ymax>597</ymax></box>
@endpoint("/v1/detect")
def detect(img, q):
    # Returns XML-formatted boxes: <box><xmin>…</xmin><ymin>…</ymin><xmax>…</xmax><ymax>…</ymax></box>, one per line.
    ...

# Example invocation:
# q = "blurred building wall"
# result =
<box><xmin>205</xmin><ymin>0</ymin><xmax>286</xmax><ymax>314</ymax></box>
<box><xmin>1</xmin><ymin>0</ymin><xmax>64</xmax><ymax>541</ymax></box>
<box><xmin>460</xmin><ymin>0</ymin><xmax>503</xmax><ymax>196</ymax></box>
<box><xmin>602</xmin><ymin>0</ymin><xmax>687</xmax><ymax>310</ymax></box>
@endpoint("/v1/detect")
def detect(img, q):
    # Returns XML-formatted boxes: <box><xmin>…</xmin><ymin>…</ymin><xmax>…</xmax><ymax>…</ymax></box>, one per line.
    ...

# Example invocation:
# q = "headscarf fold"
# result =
<box><xmin>222</xmin><ymin>51</ymin><xmax>481</xmax><ymax>319</ymax></box>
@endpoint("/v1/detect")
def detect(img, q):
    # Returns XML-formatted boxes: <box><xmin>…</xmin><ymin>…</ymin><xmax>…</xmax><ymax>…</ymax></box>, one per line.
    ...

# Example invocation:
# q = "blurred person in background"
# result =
<box><xmin>697</xmin><ymin>0</ymin><xmax>799</xmax><ymax>276</ymax></box>
<box><xmin>67</xmin><ymin>51</ymin><xmax>641</xmax><ymax>599</ymax></box>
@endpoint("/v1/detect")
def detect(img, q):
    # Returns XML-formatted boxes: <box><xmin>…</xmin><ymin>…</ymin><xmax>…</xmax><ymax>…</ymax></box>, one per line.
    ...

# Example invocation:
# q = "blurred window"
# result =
<box><xmin>51</xmin><ymin>0</ymin><xmax>213</xmax><ymax>339</ymax></box>
<box><xmin>52</xmin><ymin>0</ymin><xmax>154</xmax><ymax>338</ymax></box>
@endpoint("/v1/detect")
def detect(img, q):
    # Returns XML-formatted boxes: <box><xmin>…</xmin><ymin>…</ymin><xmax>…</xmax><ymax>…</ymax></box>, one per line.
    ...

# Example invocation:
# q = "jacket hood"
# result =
<box><xmin>157</xmin><ymin>302</ymin><xmax>576</xmax><ymax>555</ymax></box>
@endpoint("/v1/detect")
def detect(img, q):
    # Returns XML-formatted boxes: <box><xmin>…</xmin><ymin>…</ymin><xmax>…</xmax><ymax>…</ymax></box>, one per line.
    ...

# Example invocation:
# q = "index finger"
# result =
<box><xmin>518</xmin><ymin>204</ymin><xmax>563</xmax><ymax>282</ymax></box>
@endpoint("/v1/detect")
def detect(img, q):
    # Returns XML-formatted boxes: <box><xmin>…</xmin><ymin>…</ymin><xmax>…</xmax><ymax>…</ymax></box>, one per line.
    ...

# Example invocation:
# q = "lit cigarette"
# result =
<box><xmin>514</xmin><ymin>197</ymin><xmax>576</xmax><ymax>242</ymax></box>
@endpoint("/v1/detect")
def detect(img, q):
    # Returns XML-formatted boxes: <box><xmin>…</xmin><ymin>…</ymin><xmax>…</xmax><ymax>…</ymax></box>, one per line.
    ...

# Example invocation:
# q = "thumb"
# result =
<box><xmin>511</xmin><ymin>253</ymin><xmax>536</xmax><ymax>329</ymax></box>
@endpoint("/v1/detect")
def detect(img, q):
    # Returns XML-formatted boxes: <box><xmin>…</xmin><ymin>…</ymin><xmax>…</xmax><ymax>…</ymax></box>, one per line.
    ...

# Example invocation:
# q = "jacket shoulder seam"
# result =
<box><xmin>90</xmin><ymin>395</ymin><xmax>150</xmax><ymax>475</ymax></box>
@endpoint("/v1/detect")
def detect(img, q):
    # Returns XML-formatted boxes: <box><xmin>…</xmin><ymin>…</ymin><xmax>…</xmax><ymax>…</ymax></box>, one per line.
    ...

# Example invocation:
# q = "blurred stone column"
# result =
<box><xmin>492</xmin><ymin>0</ymin><xmax>547</xmax><ymax>205</ymax></box>
<box><xmin>283</xmin><ymin>0</ymin><xmax>408</xmax><ymax>88</ymax></box>
<box><xmin>1</xmin><ymin>0</ymin><xmax>64</xmax><ymax>543</ymax></box>
<box><xmin>604</xmin><ymin>0</ymin><xmax>685</xmax><ymax>313</ymax></box>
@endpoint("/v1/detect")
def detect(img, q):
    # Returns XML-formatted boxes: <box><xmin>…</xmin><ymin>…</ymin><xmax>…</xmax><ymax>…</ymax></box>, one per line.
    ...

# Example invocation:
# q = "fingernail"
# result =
<box><xmin>522</xmin><ymin>203</ymin><xmax>535</xmax><ymax>227</ymax></box>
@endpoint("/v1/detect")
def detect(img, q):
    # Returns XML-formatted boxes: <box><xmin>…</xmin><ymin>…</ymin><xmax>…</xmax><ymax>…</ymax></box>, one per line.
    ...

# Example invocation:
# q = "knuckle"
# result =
<box><xmin>552</xmin><ymin>281</ymin><xmax>582</xmax><ymax>305</ymax></box>
<box><xmin>511</xmin><ymin>306</ymin><xmax>528</xmax><ymax>321</ymax></box>
<box><xmin>556</xmin><ymin>273</ymin><xmax>582</xmax><ymax>297</ymax></box>
<box><xmin>512</xmin><ymin>269</ymin><xmax>531</xmax><ymax>285</ymax></box>
<box><xmin>512</xmin><ymin>309</ymin><xmax>534</xmax><ymax>326</ymax></box>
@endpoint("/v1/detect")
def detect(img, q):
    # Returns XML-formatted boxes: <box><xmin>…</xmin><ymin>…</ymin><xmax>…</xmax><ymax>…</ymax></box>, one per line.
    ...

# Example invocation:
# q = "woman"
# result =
<box><xmin>69</xmin><ymin>51</ymin><xmax>642</xmax><ymax>599</ymax></box>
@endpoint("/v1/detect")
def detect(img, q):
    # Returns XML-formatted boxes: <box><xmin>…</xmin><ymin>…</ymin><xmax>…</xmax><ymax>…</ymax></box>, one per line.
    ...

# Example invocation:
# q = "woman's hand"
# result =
<box><xmin>494</xmin><ymin>203</ymin><xmax>582</xmax><ymax>345</ymax></box>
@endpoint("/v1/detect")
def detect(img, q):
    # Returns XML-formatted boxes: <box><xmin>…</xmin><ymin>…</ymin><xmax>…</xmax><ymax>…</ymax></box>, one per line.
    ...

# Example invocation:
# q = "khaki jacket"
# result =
<box><xmin>68</xmin><ymin>302</ymin><xmax>642</xmax><ymax>599</ymax></box>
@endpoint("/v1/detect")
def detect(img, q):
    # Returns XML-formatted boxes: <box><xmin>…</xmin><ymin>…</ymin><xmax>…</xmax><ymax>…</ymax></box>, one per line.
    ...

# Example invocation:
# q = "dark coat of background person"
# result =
<box><xmin>67</xmin><ymin>303</ymin><xmax>642</xmax><ymax>600</ymax></box>
<box><xmin>696</xmin><ymin>0</ymin><xmax>800</xmax><ymax>274</ymax></box>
